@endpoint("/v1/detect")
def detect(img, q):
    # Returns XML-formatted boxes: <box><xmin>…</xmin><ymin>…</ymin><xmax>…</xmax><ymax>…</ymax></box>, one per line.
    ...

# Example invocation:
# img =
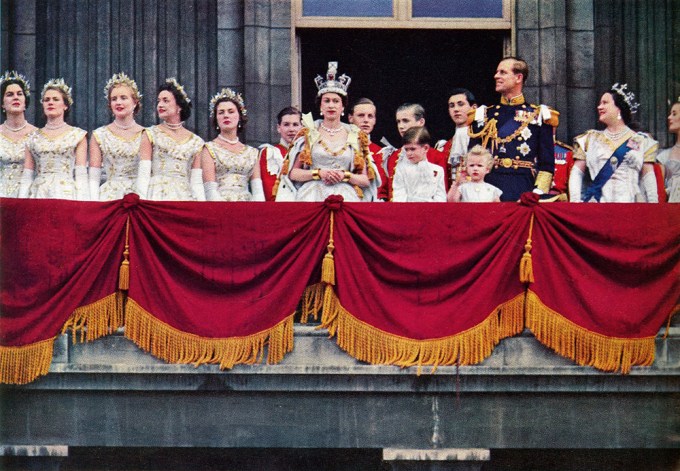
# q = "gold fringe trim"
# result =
<box><xmin>124</xmin><ymin>298</ymin><xmax>294</xmax><ymax>368</ymax></box>
<box><xmin>319</xmin><ymin>289</ymin><xmax>526</xmax><ymax>373</ymax></box>
<box><xmin>0</xmin><ymin>337</ymin><xmax>54</xmax><ymax>385</ymax></box>
<box><xmin>519</xmin><ymin>213</ymin><xmax>535</xmax><ymax>284</ymax></box>
<box><xmin>62</xmin><ymin>292</ymin><xmax>125</xmax><ymax>343</ymax></box>
<box><xmin>525</xmin><ymin>290</ymin><xmax>655</xmax><ymax>374</ymax></box>
<box><xmin>299</xmin><ymin>283</ymin><xmax>325</xmax><ymax>323</ymax></box>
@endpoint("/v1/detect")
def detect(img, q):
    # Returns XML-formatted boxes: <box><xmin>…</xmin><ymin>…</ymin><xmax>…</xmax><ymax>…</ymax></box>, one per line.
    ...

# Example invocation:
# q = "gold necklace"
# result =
<box><xmin>318</xmin><ymin>139</ymin><xmax>348</xmax><ymax>157</ymax></box>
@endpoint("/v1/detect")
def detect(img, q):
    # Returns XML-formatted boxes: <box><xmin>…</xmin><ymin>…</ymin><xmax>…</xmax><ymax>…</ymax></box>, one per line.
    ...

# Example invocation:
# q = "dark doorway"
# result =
<box><xmin>299</xmin><ymin>28</ymin><xmax>505</xmax><ymax>147</ymax></box>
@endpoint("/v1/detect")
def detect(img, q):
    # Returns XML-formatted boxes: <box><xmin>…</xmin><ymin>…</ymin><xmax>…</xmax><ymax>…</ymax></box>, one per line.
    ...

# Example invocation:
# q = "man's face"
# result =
<box><xmin>277</xmin><ymin>113</ymin><xmax>302</xmax><ymax>144</ymax></box>
<box><xmin>348</xmin><ymin>103</ymin><xmax>377</xmax><ymax>135</ymax></box>
<box><xmin>448</xmin><ymin>94</ymin><xmax>474</xmax><ymax>127</ymax></box>
<box><xmin>396</xmin><ymin>109</ymin><xmax>424</xmax><ymax>137</ymax></box>
<box><xmin>494</xmin><ymin>59</ymin><xmax>522</xmax><ymax>95</ymax></box>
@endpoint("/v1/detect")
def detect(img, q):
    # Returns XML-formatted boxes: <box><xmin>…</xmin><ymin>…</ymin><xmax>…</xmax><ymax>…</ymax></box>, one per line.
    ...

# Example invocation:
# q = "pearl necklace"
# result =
<box><xmin>3</xmin><ymin>121</ymin><xmax>28</xmax><ymax>132</ymax></box>
<box><xmin>163</xmin><ymin>121</ymin><xmax>184</xmax><ymax>130</ymax></box>
<box><xmin>603</xmin><ymin>126</ymin><xmax>630</xmax><ymax>141</ymax></box>
<box><xmin>113</xmin><ymin>120</ymin><xmax>136</xmax><ymax>130</ymax></box>
<box><xmin>217</xmin><ymin>134</ymin><xmax>239</xmax><ymax>145</ymax></box>
<box><xmin>320</xmin><ymin>123</ymin><xmax>343</xmax><ymax>135</ymax></box>
<box><xmin>673</xmin><ymin>142</ymin><xmax>680</xmax><ymax>149</ymax></box>
<box><xmin>44</xmin><ymin>122</ymin><xmax>68</xmax><ymax>130</ymax></box>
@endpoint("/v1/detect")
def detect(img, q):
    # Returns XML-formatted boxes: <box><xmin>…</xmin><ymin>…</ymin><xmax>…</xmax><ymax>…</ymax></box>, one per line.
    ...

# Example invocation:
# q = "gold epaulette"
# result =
<box><xmin>546</xmin><ymin>108</ymin><xmax>560</xmax><ymax>127</ymax></box>
<box><xmin>554</xmin><ymin>140</ymin><xmax>573</xmax><ymax>151</ymax></box>
<box><xmin>466</xmin><ymin>108</ymin><xmax>476</xmax><ymax>126</ymax></box>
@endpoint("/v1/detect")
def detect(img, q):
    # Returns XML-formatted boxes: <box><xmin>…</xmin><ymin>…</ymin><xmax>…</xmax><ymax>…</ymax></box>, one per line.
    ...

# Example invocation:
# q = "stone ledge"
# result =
<box><xmin>383</xmin><ymin>448</ymin><xmax>490</xmax><ymax>461</ymax></box>
<box><xmin>0</xmin><ymin>445</ymin><xmax>68</xmax><ymax>457</ymax></box>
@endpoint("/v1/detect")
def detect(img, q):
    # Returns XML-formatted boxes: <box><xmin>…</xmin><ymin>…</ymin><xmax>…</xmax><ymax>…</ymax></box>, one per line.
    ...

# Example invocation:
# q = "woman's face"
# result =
<box><xmin>3</xmin><ymin>84</ymin><xmax>27</xmax><ymax>114</ymax></box>
<box><xmin>668</xmin><ymin>103</ymin><xmax>680</xmax><ymax>134</ymax></box>
<box><xmin>215</xmin><ymin>100</ymin><xmax>240</xmax><ymax>133</ymax></box>
<box><xmin>42</xmin><ymin>89</ymin><xmax>68</xmax><ymax>119</ymax></box>
<box><xmin>597</xmin><ymin>93</ymin><xmax>620</xmax><ymax>126</ymax></box>
<box><xmin>109</xmin><ymin>85</ymin><xmax>137</xmax><ymax>120</ymax></box>
<box><xmin>157</xmin><ymin>90</ymin><xmax>180</xmax><ymax>121</ymax></box>
<box><xmin>320</xmin><ymin>93</ymin><xmax>344</xmax><ymax>120</ymax></box>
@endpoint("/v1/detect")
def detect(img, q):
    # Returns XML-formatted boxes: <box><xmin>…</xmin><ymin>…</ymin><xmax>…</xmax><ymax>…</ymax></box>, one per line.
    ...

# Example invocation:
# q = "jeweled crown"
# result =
<box><xmin>165</xmin><ymin>77</ymin><xmax>190</xmax><ymax>104</ymax></box>
<box><xmin>0</xmin><ymin>70</ymin><xmax>31</xmax><ymax>97</ymax></box>
<box><xmin>41</xmin><ymin>78</ymin><xmax>73</xmax><ymax>106</ymax></box>
<box><xmin>209</xmin><ymin>88</ymin><xmax>247</xmax><ymax>118</ymax></box>
<box><xmin>104</xmin><ymin>72</ymin><xmax>142</xmax><ymax>101</ymax></box>
<box><xmin>611</xmin><ymin>83</ymin><xmax>640</xmax><ymax>114</ymax></box>
<box><xmin>314</xmin><ymin>61</ymin><xmax>351</xmax><ymax>97</ymax></box>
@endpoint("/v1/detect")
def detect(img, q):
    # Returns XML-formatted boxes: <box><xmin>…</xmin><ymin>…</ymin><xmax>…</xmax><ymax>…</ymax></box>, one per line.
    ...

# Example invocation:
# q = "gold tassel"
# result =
<box><xmin>519</xmin><ymin>213</ymin><xmax>535</xmax><ymax>284</ymax></box>
<box><xmin>118</xmin><ymin>216</ymin><xmax>131</xmax><ymax>290</ymax></box>
<box><xmin>300</xmin><ymin>283</ymin><xmax>325</xmax><ymax>323</ymax></box>
<box><xmin>525</xmin><ymin>290</ymin><xmax>655</xmax><ymax>374</ymax></box>
<box><xmin>321</xmin><ymin>211</ymin><xmax>336</xmax><ymax>285</ymax></box>
<box><xmin>0</xmin><ymin>337</ymin><xmax>54</xmax><ymax>385</ymax></box>
<box><xmin>124</xmin><ymin>298</ymin><xmax>294</xmax><ymax>368</ymax></box>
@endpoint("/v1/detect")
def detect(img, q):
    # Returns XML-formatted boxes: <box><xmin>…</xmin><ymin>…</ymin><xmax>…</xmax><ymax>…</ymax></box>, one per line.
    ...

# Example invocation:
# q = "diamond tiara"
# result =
<box><xmin>314</xmin><ymin>61</ymin><xmax>351</xmax><ymax>97</ymax></box>
<box><xmin>209</xmin><ymin>88</ymin><xmax>247</xmax><ymax>118</ymax></box>
<box><xmin>611</xmin><ymin>83</ymin><xmax>640</xmax><ymax>114</ymax></box>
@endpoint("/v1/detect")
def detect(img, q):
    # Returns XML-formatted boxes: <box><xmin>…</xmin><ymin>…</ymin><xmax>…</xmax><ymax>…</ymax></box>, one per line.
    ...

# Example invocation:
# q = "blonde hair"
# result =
<box><xmin>466</xmin><ymin>145</ymin><xmax>494</xmax><ymax>169</ymax></box>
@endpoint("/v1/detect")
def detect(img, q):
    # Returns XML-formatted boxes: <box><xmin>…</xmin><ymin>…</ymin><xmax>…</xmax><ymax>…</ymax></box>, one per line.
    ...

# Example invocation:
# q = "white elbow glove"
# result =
<box><xmin>641</xmin><ymin>171</ymin><xmax>658</xmax><ymax>203</ymax></box>
<box><xmin>568</xmin><ymin>166</ymin><xmax>584</xmax><ymax>202</ymax></box>
<box><xmin>250</xmin><ymin>178</ymin><xmax>265</xmax><ymax>202</ymax></box>
<box><xmin>204</xmin><ymin>181</ymin><xmax>219</xmax><ymax>201</ymax></box>
<box><xmin>89</xmin><ymin>166</ymin><xmax>102</xmax><ymax>201</ymax></box>
<box><xmin>190</xmin><ymin>168</ymin><xmax>205</xmax><ymax>201</ymax></box>
<box><xmin>18</xmin><ymin>168</ymin><xmax>34</xmax><ymax>198</ymax></box>
<box><xmin>135</xmin><ymin>160</ymin><xmax>151</xmax><ymax>198</ymax></box>
<box><xmin>75</xmin><ymin>165</ymin><xmax>90</xmax><ymax>201</ymax></box>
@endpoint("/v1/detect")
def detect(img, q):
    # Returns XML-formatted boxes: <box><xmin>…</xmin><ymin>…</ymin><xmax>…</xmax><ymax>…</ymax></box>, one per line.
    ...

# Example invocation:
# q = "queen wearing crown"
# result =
<box><xmin>89</xmin><ymin>73</ymin><xmax>145</xmax><ymax>200</ymax></box>
<box><xmin>201</xmin><ymin>88</ymin><xmax>264</xmax><ymax>201</ymax></box>
<box><xmin>19</xmin><ymin>78</ymin><xmax>89</xmax><ymax>200</ymax></box>
<box><xmin>569</xmin><ymin>83</ymin><xmax>658</xmax><ymax>203</ymax></box>
<box><xmin>277</xmin><ymin>62</ymin><xmax>379</xmax><ymax>202</ymax></box>
<box><xmin>135</xmin><ymin>78</ymin><xmax>205</xmax><ymax>201</ymax></box>
<box><xmin>0</xmin><ymin>71</ymin><xmax>37</xmax><ymax>197</ymax></box>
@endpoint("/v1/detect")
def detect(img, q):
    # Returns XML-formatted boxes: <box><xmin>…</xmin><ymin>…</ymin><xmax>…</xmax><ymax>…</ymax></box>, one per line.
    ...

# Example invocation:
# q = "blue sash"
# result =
<box><xmin>582</xmin><ymin>140</ymin><xmax>631</xmax><ymax>202</ymax></box>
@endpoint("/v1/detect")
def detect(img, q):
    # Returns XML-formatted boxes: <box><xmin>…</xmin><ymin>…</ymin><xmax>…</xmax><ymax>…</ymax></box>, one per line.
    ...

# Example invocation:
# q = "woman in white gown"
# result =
<box><xmin>19</xmin><ymin>78</ymin><xmax>89</xmax><ymax>200</ymax></box>
<box><xmin>136</xmin><ymin>78</ymin><xmax>205</xmax><ymax>201</ymax></box>
<box><xmin>569</xmin><ymin>83</ymin><xmax>658</xmax><ymax>203</ymax></box>
<box><xmin>656</xmin><ymin>98</ymin><xmax>680</xmax><ymax>203</ymax></box>
<box><xmin>0</xmin><ymin>71</ymin><xmax>37</xmax><ymax>197</ymax></box>
<box><xmin>89</xmin><ymin>73</ymin><xmax>145</xmax><ymax>200</ymax></box>
<box><xmin>202</xmin><ymin>88</ymin><xmax>264</xmax><ymax>201</ymax></box>
<box><xmin>281</xmin><ymin>62</ymin><xmax>378</xmax><ymax>202</ymax></box>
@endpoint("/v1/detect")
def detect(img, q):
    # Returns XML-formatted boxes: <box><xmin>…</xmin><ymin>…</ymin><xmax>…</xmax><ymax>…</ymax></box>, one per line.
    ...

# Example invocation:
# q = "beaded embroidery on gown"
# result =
<box><xmin>296</xmin><ymin>141</ymin><xmax>361</xmax><ymax>202</ymax></box>
<box><xmin>92</xmin><ymin>126</ymin><xmax>143</xmax><ymax>200</ymax></box>
<box><xmin>26</xmin><ymin>127</ymin><xmax>87</xmax><ymax>199</ymax></box>
<box><xmin>0</xmin><ymin>132</ymin><xmax>31</xmax><ymax>197</ymax></box>
<box><xmin>205</xmin><ymin>142</ymin><xmax>259</xmax><ymax>201</ymax></box>
<box><xmin>146</xmin><ymin>125</ymin><xmax>204</xmax><ymax>201</ymax></box>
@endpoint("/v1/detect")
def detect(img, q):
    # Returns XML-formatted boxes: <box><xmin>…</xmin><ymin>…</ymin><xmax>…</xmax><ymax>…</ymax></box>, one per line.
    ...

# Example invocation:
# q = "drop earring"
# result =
<box><xmin>617</xmin><ymin>113</ymin><xmax>622</xmax><ymax>121</ymax></box>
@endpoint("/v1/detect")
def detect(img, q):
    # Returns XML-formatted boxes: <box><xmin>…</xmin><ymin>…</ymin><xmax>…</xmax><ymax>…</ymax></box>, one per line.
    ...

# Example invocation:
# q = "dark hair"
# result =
<box><xmin>43</xmin><ymin>86</ymin><xmax>71</xmax><ymax>120</ymax></box>
<box><xmin>604</xmin><ymin>88</ymin><xmax>634</xmax><ymax>127</ymax></box>
<box><xmin>348</xmin><ymin>97</ymin><xmax>376</xmax><ymax>116</ymax></box>
<box><xmin>396</xmin><ymin>103</ymin><xmax>426</xmax><ymax>121</ymax></box>
<box><xmin>277</xmin><ymin>106</ymin><xmax>302</xmax><ymax>124</ymax></box>
<box><xmin>211</xmin><ymin>96</ymin><xmax>248</xmax><ymax>132</ymax></box>
<box><xmin>501</xmin><ymin>56</ymin><xmax>529</xmax><ymax>85</ymax></box>
<box><xmin>447</xmin><ymin>88</ymin><xmax>476</xmax><ymax>106</ymax></box>
<box><xmin>402</xmin><ymin>126</ymin><xmax>431</xmax><ymax>146</ymax></box>
<box><xmin>315</xmin><ymin>92</ymin><xmax>348</xmax><ymax>110</ymax></box>
<box><xmin>158</xmin><ymin>82</ymin><xmax>192</xmax><ymax>121</ymax></box>
<box><xmin>1</xmin><ymin>79</ymin><xmax>30</xmax><ymax>115</ymax></box>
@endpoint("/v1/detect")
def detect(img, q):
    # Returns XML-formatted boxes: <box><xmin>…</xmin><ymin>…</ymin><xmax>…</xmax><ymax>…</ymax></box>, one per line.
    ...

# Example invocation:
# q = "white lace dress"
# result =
<box><xmin>146</xmin><ymin>125</ymin><xmax>204</xmax><ymax>201</ymax></box>
<box><xmin>657</xmin><ymin>148</ymin><xmax>680</xmax><ymax>203</ymax></box>
<box><xmin>205</xmin><ymin>142</ymin><xmax>259</xmax><ymax>201</ymax></box>
<box><xmin>0</xmin><ymin>132</ymin><xmax>31</xmax><ymax>197</ymax></box>
<box><xmin>92</xmin><ymin>126</ymin><xmax>143</xmax><ymax>200</ymax></box>
<box><xmin>26</xmin><ymin>127</ymin><xmax>87</xmax><ymax>199</ymax></box>
<box><xmin>295</xmin><ymin>141</ymin><xmax>362</xmax><ymax>202</ymax></box>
